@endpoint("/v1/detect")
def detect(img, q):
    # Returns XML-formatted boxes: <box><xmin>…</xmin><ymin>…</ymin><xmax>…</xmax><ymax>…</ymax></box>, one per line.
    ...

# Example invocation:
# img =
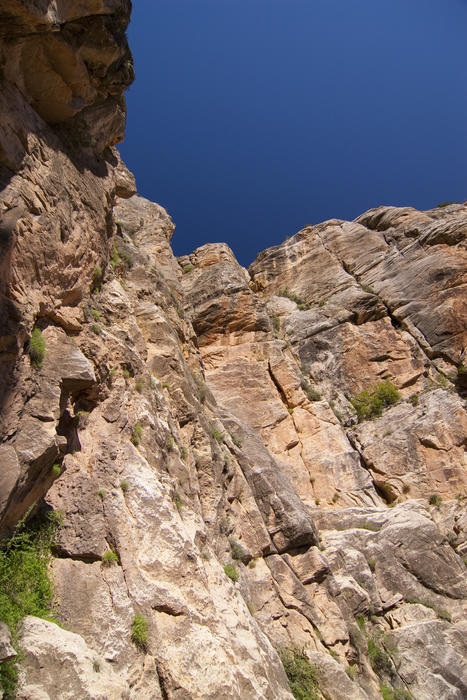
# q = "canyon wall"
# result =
<box><xmin>0</xmin><ymin>3</ymin><xmax>466</xmax><ymax>699</ymax></box>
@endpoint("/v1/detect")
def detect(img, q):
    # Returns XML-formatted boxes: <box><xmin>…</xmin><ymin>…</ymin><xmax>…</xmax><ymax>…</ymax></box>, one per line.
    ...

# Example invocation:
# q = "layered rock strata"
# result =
<box><xmin>0</xmin><ymin>3</ymin><xmax>466</xmax><ymax>699</ymax></box>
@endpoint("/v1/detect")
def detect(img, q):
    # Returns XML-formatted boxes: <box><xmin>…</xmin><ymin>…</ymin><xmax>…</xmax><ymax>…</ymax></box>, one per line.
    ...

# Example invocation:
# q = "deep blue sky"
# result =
<box><xmin>119</xmin><ymin>0</ymin><xmax>467</xmax><ymax>267</ymax></box>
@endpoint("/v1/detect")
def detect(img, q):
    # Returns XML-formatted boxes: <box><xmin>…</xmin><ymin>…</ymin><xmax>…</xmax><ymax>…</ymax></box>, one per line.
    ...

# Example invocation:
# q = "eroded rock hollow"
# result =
<box><xmin>0</xmin><ymin>2</ymin><xmax>466</xmax><ymax>699</ymax></box>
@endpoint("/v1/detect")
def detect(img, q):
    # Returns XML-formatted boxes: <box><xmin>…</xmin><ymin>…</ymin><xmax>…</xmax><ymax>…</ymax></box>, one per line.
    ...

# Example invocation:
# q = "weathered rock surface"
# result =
<box><xmin>0</xmin><ymin>622</ymin><xmax>15</xmax><ymax>663</ymax></box>
<box><xmin>17</xmin><ymin>616</ymin><xmax>131</xmax><ymax>700</ymax></box>
<box><xmin>0</xmin><ymin>2</ymin><xmax>466</xmax><ymax>699</ymax></box>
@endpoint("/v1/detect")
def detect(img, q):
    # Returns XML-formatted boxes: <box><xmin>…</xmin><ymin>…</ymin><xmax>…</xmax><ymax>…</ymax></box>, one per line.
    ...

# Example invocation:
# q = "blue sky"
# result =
<box><xmin>119</xmin><ymin>0</ymin><xmax>467</xmax><ymax>267</ymax></box>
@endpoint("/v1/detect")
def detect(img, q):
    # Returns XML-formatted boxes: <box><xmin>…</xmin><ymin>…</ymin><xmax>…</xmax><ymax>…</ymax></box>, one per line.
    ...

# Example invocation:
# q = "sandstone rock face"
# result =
<box><xmin>1</xmin><ymin>3</ymin><xmax>466</xmax><ymax>699</ymax></box>
<box><xmin>18</xmin><ymin>616</ymin><xmax>131</xmax><ymax>700</ymax></box>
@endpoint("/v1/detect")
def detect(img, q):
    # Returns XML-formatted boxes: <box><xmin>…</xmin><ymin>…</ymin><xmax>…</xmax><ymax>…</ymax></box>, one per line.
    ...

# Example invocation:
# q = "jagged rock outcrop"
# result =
<box><xmin>0</xmin><ymin>3</ymin><xmax>466</xmax><ymax>699</ymax></box>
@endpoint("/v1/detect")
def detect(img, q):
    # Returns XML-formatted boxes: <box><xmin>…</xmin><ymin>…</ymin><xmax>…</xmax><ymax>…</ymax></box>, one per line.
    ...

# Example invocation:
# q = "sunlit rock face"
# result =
<box><xmin>1</xmin><ymin>3</ymin><xmax>466</xmax><ymax>699</ymax></box>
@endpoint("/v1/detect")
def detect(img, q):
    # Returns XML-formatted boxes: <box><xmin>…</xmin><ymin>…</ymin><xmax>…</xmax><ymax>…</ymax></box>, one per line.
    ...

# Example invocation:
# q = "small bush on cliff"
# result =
<box><xmin>271</xmin><ymin>314</ymin><xmax>280</xmax><ymax>332</ymax></box>
<box><xmin>279</xmin><ymin>647</ymin><xmax>319</xmax><ymax>700</ymax></box>
<box><xmin>429</xmin><ymin>493</ymin><xmax>442</xmax><ymax>506</ymax></box>
<box><xmin>120</xmin><ymin>479</ymin><xmax>130</xmax><ymax>493</ymax></box>
<box><xmin>28</xmin><ymin>327</ymin><xmax>46</xmax><ymax>368</ymax></box>
<box><xmin>278</xmin><ymin>288</ymin><xmax>310</xmax><ymax>311</ymax></box>
<box><xmin>223</xmin><ymin>564</ymin><xmax>239</xmax><ymax>582</ymax></box>
<box><xmin>381</xmin><ymin>685</ymin><xmax>413</xmax><ymax>700</ymax></box>
<box><xmin>92</xmin><ymin>265</ymin><xmax>103</xmax><ymax>292</ymax></box>
<box><xmin>210</xmin><ymin>423</ymin><xmax>224</xmax><ymax>443</ymax></box>
<box><xmin>131</xmin><ymin>423</ymin><xmax>143</xmax><ymax>446</ymax></box>
<box><xmin>51</xmin><ymin>463</ymin><xmax>62</xmax><ymax>477</ymax></box>
<box><xmin>300</xmin><ymin>379</ymin><xmax>321</xmax><ymax>402</ymax></box>
<box><xmin>0</xmin><ymin>511</ymin><xmax>60</xmax><ymax>697</ymax></box>
<box><xmin>102</xmin><ymin>550</ymin><xmax>119</xmax><ymax>566</ymax></box>
<box><xmin>131</xmin><ymin>614</ymin><xmax>148</xmax><ymax>650</ymax></box>
<box><xmin>368</xmin><ymin>638</ymin><xmax>392</xmax><ymax>676</ymax></box>
<box><xmin>351</xmin><ymin>381</ymin><xmax>400</xmax><ymax>421</ymax></box>
<box><xmin>228</xmin><ymin>537</ymin><xmax>247</xmax><ymax>562</ymax></box>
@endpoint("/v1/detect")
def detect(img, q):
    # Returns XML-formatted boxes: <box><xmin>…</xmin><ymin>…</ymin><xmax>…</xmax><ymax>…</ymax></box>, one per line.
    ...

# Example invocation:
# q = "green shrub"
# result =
<box><xmin>91</xmin><ymin>323</ymin><xmax>101</xmax><ymax>335</ymax></box>
<box><xmin>271</xmin><ymin>314</ymin><xmax>281</xmax><ymax>332</ymax></box>
<box><xmin>408</xmin><ymin>393</ymin><xmax>419</xmax><ymax>406</ymax></box>
<box><xmin>346</xmin><ymin>665</ymin><xmax>357</xmax><ymax>679</ymax></box>
<box><xmin>120</xmin><ymin>479</ymin><xmax>130</xmax><ymax>493</ymax></box>
<box><xmin>356</xmin><ymin>615</ymin><xmax>366</xmax><ymax>630</ymax></box>
<box><xmin>331</xmin><ymin>491</ymin><xmax>340</xmax><ymax>504</ymax></box>
<box><xmin>173</xmin><ymin>492</ymin><xmax>183</xmax><ymax>514</ymax></box>
<box><xmin>437</xmin><ymin>608</ymin><xmax>451</xmax><ymax>622</ymax></box>
<box><xmin>183</xmin><ymin>264</ymin><xmax>194</xmax><ymax>273</ymax></box>
<box><xmin>429</xmin><ymin>493</ymin><xmax>442</xmax><ymax>506</ymax></box>
<box><xmin>229</xmin><ymin>431</ymin><xmax>242</xmax><ymax>448</ymax></box>
<box><xmin>28</xmin><ymin>328</ymin><xmax>46</xmax><ymax>368</ymax></box>
<box><xmin>92</xmin><ymin>265</ymin><xmax>103</xmax><ymax>292</ymax></box>
<box><xmin>351</xmin><ymin>381</ymin><xmax>400</xmax><ymax>422</ymax></box>
<box><xmin>228</xmin><ymin>538</ymin><xmax>246</xmax><ymax>562</ymax></box>
<box><xmin>165</xmin><ymin>435</ymin><xmax>175</xmax><ymax>452</ymax></box>
<box><xmin>131</xmin><ymin>423</ymin><xmax>142</xmax><ymax>446</ymax></box>
<box><xmin>102</xmin><ymin>550</ymin><xmax>119</xmax><ymax>566</ymax></box>
<box><xmin>0</xmin><ymin>511</ymin><xmax>60</xmax><ymax>697</ymax></box>
<box><xmin>110</xmin><ymin>243</ymin><xmax>122</xmax><ymax>269</ymax></box>
<box><xmin>91</xmin><ymin>309</ymin><xmax>101</xmax><ymax>321</ymax></box>
<box><xmin>300</xmin><ymin>379</ymin><xmax>321</xmax><ymax>402</ymax></box>
<box><xmin>119</xmin><ymin>248</ymin><xmax>134</xmax><ymax>270</ymax></box>
<box><xmin>210</xmin><ymin>423</ymin><xmax>224</xmax><ymax>443</ymax></box>
<box><xmin>381</xmin><ymin>685</ymin><xmax>413</xmax><ymax>700</ymax></box>
<box><xmin>278</xmin><ymin>288</ymin><xmax>310</xmax><ymax>310</ymax></box>
<box><xmin>223</xmin><ymin>564</ymin><xmax>239</xmax><ymax>582</ymax></box>
<box><xmin>437</xmin><ymin>201</ymin><xmax>457</xmax><ymax>208</ymax></box>
<box><xmin>135</xmin><ymin>378</ymin><xmax>144</xmax><ymax>393</ymax></box>
<box><xmin>180</xmin><ymin>446</ymin><xmax>188</xmax><ymax>461</ymax></box>
<box><xmin>97</xmin><ymin>489</ymin><xmax>105</xmax><ymax>500</ymax></box>
<box><xmin>368</xmin><ymin>638</ymin><xmax>392</xmax><ymax>676</ymax></box>
<box><xmin>51</xmin><ymin>463</ymin><xmax>62</xmax><ymax>477</ymax></box>
<box><xmin>131</xmin><ymin>614</ymin><xmax>148</xmax><ymax>650</ymax></box>
<box><xmin>279</xmin><ymin>647</ymin><xmax>320</xmax><ymax>700</ymax></box>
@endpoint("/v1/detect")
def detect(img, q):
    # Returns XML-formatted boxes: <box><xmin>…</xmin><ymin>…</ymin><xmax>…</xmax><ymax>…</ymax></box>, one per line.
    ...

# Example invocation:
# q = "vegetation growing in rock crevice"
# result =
<box><xmin>380</xmin><ymin>685</ymin><xmax>413</xmax><ymax>700</ymax></box>
<box><xmin>131</xmin><ymin>614</ymin><xmax>148</xmax><ymax>651</ymax></box>
<box><xmin>28</xmin><ymin>327</ymin><xmax>46</xmax><ymax>368</ymax></box>
<box><xmin>279</xmin><ymin>647</ymin><xmax>320</xmax><ymax>700</ymax></box>
<box><xmin>300</xmin><ymin>378</ymin><xmax>322</xmax><ymax>402</ymax></box>
<box><xmin>209</xmin><ymin>423</ymin><xmax>224</xmax><ymax>443</ymax></box>
<box><xmin>0</xmin><ymin>510</ymin><xmax>61</xmax><ymax>697</ymax></box>
<box><xmin>367</xmin><ymin>638</ymin><xmax>392</xmax><ymax>676</ymax></box>
<box><xmin>102</xmin><ymin>550</ymin><xmax>119</xmax><ymax>566</ymax></box>
<box><xmin>350</xmin><ymin>381</ymin><xmax>400</xmax><ymax>421</ymax></box>
<box><xmin>278</xmin><ymin>288</ymin><xmax>310</xmax><ymax>311</ymax></box>
<box><xmin>131</xmin><ymin>423</ymin><xmax>143</xmax><ymax>446</ymax></box>
<box><xmin>223</xmin><ymin>564</ymin><xmax>239</xmax><ymax>582</ymax></box>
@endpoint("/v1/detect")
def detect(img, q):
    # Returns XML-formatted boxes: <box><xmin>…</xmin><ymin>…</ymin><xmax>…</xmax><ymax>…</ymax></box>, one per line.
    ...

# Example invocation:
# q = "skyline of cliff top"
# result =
<box><xmin>119</xmin><ymin>0</ymin><xmax>467</xmax><ymax>267</ymax></box>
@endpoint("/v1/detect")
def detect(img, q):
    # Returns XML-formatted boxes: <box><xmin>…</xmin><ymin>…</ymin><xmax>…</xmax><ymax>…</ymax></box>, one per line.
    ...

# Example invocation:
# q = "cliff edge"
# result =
<box><xmin>0</xmin><ymin>3</ymin><xmax>466</xmax><ymax>699</ymax></box>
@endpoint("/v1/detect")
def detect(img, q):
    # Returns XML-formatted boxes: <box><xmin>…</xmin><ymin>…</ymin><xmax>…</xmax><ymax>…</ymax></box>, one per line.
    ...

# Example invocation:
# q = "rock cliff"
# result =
<box><xmin>0</xmin><ymin>3</ymin><xmax>466</xmax><ymax>700</ymax></box>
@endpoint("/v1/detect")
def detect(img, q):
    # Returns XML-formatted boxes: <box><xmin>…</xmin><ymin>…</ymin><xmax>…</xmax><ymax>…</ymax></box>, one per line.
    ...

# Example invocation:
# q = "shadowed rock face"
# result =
<box><xmin>0</xmin><ymin>3</ymin><xmax>466</xmax><ymax>700</ymax></box>
<box><xmin>0</xmin><ymin>1</ymin><xmax>133</xmax><ymax>143</ymax></box>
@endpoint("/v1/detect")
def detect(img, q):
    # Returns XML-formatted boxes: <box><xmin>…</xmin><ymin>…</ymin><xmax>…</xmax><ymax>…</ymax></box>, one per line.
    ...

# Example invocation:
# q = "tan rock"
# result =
<box><xmin>0</xmin><ymin>621</ymin><xmax>16</xmax><ymax>662</ymax></box>
<box><xmin>17</xmin><ymin>616</ymin><xmax>132</xmax><ymax>700</ymax></box>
